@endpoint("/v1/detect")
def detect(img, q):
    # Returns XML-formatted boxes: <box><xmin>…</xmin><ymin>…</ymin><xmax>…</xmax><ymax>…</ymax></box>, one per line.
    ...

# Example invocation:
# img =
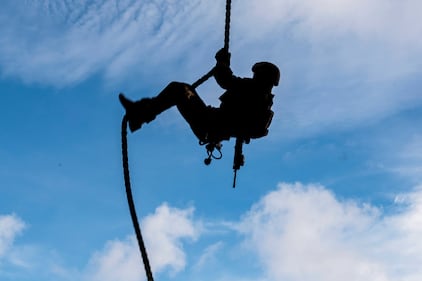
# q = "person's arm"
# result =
<box><xmin>213</xmin><ymin>48</ymin><xmax>237</xmax><ymax>89</ymax></box>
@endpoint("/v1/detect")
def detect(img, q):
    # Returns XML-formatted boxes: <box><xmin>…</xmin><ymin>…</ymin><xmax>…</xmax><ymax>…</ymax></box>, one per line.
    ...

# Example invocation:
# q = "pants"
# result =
<box><xmin>152</xmin><ymin>82</ymin><xmax>230</xmax><ymax>143</ymax></box>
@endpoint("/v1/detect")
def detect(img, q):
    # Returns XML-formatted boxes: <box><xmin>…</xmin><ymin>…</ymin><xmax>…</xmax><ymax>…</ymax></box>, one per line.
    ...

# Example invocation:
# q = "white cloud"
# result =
<box><xmin>85</xmin><ymin>203</ymin><xmax>199</xmax><ymax>281</ymax></box>
<box><xmin>85</xmin><ymin>236</ymin><xmax>144</xmax><ymax>281</ymax></box>
<box><xmin>237</xmin><ymin>182</ymin><xmax>422</xmax><ymax>281</ymax></box>
<box><xmin>4</xmin><ymin>184</ymin><xmax>422</xmax><ymax>281</ymax></box>
<box><xmin>0</xmin><ymin>214</ymin><xmax>25</xmax><ymax>258</ymax></box>
<box><xmin>142</xmin><ymin>203</ymin><xmax>200</xmax><ymax>274</ymax></box>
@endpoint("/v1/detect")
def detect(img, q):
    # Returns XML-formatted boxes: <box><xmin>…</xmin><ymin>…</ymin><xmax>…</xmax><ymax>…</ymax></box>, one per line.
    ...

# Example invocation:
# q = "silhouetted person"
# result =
<box><xmin>119</xmin><ymin>49</ymin><xmax>280</xmax><ymax>144</ymax></box>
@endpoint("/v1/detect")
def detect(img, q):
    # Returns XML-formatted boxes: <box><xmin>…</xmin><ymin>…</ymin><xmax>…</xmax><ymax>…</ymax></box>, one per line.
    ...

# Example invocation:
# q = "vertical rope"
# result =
<box><xmin>192</xmin><ymin>0</ymin><xmax>232</xmax><ymax>89</ymax></box>
<box><xmin>121</xmin><ymin>116</ymin><xmax>154</xmax><ymax>281</ymax></box>
<box><xmin>224</xmin><ymin>0</ymin><xmax>231</xmax><ymax>51</ymax></box>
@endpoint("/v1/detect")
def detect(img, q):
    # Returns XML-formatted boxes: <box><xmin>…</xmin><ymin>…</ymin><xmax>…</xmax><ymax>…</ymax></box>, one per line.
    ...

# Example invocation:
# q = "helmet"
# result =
<box><xmin>252</xmin><ymin>62</ymin><xmax>280</xmax><ymax>86</ymax></box>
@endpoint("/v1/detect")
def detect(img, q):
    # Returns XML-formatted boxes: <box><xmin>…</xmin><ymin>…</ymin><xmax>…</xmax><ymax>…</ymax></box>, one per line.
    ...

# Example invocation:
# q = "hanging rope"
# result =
<box><xmin>120</xmin><ymin>2</ymin><xmax>233</xmax><ymax>280</ymax></box>
<box><xmin>192</xmin><ymin>0</ymin><xmax>232</xmax><ymax>89</ymax></box>
<box><xmin>121</xmin><ymin>116</ymin><xmax>154</xmax><ymax>281</ymax></box>
<box><xmin>223</xmin><ymin>0</ymin><xmax>232</xmax><ymax>51</ymax></box>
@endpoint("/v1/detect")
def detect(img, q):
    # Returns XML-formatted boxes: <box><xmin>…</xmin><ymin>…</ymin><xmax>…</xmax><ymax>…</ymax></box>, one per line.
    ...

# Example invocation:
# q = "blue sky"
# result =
<box><xmin>1</xmin><ymin>0</ymin><xmax>422</xmax><ymax>280</ymax></box>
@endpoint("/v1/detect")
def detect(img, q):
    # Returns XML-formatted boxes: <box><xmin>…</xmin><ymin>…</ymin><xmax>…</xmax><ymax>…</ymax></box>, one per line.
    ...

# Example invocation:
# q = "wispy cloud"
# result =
<box><xmin>194</xmin><ymin>241</ymin><xmax>224</xmax><ymax>271</ymax></box>
<box><xmin>3</xmin><ymin>0</ymin><xmax>421</xmax><ymax>86</ymax></box>
<box><xmin>388</xmin><ymin>134</ymin><xmax>422</xmax><ymax>183</ymax></box>
<box><xmin>0</xmin><ymin>0</ymin><xmax>221</xmax><ymax>87</ymax></box>
<box><xmin>1</xmin><ymin>0</ymin><xmax>421</xmax><ymax>138</ymax></box>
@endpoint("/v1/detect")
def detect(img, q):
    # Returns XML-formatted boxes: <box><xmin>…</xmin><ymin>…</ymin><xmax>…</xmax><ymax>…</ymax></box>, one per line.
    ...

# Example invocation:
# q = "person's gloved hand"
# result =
<box><xmin>215</xmin><ymin>48</ymin><xmax>231</xmax><ymax>65</ymax></box>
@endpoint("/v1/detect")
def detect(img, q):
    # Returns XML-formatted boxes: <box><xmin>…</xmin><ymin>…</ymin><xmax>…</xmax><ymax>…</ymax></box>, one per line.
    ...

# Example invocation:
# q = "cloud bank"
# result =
<box><xmin>238</xmin><ymin>182</ymin><xmax>422</xmax><ymax>281</ymax></box>
<box><xmin>47</xmin><ymin>183</ymin><xmax>422</xmax><ymax>281</ymax></box>
<box><xmin>3</xmin><ymin>182</ymin><xmax>422</xmax><ymax>281</ymax></box>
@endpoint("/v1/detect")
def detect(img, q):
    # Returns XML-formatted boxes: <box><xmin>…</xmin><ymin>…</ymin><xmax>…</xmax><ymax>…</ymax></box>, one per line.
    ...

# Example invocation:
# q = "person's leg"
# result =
<box><xmin>173</xmin><ymin>85</ymin><xmax>211</xmax><ymax>142</ymax></box>
<box><xmin>119</xmin><ymin>82</ymin><xmax>210</xmax><ymax>139</ymax></box>
<box><xmin>119</xmin><ymin>94</ymin><xmax>155</xmax><ymax>132</ymax></box>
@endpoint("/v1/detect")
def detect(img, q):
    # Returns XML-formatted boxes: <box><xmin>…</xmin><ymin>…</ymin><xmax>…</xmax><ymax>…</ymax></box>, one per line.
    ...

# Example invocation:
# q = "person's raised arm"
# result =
<box><xmin>213</xmin><ymin>48</ymin><xmax>236</xmax><ymax>89</ymax></box>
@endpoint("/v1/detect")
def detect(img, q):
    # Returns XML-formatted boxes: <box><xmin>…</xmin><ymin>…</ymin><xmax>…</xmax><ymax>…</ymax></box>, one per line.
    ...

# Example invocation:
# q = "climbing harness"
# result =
<box><xmin>120</xmin><ymin>1</ymin><xmax>236</xmax><ymax>281</ymax></box>
<box><xmin>203</xmin><ymin>142</ymin><xmax>223</xmax><ymax>165</ymax></box>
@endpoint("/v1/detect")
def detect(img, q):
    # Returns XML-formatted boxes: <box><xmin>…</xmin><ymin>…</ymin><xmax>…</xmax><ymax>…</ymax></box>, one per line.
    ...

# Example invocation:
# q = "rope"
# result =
<box><xmin>120</xmin><ymin>2</ymin><xmax>234</xmax><ymax>279</ymax></box>
<box><xmin>192</xmin><ymin>68</ymin><xmax>215</xmax><ymax>89</ymax></box>
<box><xmin>192</xmin><ymin>0</ymin><xmax>232</xmax><ymax>89</ymax></box>
<box><xmin>121</xmin><ymin>116</ymin><xmax>154</xmax><ymax>281</ymax></box>
<box><xmin>224</xmin><ymin>0</ymin><xmax>231</xmax><ymax>51</ymax></box>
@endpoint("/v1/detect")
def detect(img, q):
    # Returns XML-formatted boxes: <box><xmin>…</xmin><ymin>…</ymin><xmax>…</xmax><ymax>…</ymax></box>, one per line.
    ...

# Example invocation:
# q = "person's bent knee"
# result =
<box><xmin>167</xmin><ymin>81</ymin><xmax>188</xmax><ymax>92</ymax></box>
<box><xmin>166</xmin><ymin>81</ymin><xmax>198</xmax><ymax>100</ymax></box>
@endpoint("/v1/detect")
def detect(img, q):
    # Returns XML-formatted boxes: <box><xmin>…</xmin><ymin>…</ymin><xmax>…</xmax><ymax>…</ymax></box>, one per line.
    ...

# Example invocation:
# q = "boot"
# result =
<box><xmin>119</xmin><ymin>93</ymin><xmax>157</xmax><ymax>132</ymax></box>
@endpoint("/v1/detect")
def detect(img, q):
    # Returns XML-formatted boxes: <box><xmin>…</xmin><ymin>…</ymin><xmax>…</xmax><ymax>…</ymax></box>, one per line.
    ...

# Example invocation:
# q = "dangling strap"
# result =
<box><xmin>192</xmin><ymin>0</ymin><xmax>232</xmax><ymax>89</ymax></box>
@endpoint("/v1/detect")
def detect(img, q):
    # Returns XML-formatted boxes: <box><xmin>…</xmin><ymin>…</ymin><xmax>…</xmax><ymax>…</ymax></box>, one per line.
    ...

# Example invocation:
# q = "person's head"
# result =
<box><xmin>252</xmin><ymin>62</ymin><xmax>280</xmax><ymax>87</ymax></box>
